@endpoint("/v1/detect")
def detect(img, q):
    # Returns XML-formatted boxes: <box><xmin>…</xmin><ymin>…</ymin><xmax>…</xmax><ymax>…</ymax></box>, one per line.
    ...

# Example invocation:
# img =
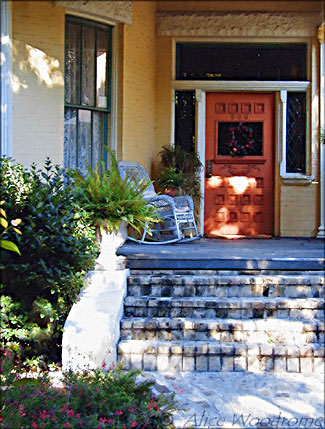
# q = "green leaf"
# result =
<box><xmin>0</xmin><ymin>239</ymin><xmax>21</xmax><ymax>255</ymax></box>
<box><xmin>0</xmin><ymin>217</ymin><xmax>8</xmax><ymax>228</ymax></box>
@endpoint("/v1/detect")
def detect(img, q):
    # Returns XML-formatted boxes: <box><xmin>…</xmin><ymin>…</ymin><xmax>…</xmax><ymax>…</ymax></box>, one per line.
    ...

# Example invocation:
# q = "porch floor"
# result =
<box><xmin>117</xmin><ymin>237</ymin><xmax>325</xmax><ymax>270</ymax></box>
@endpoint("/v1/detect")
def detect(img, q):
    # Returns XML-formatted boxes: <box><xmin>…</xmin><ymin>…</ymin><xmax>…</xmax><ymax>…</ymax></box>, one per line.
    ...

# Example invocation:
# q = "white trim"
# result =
<box><xmin>110</xmin><ymin>26</ymin><xmax>118</xmax><ymax>154</ymax></box>
<box><xmin>170</xmin><ymin>90</ymin><xmax>175</xmax><ymax>148</ymax></box>
<box><xmin>0</xmin><ymin>1</ymin><xmax>13</xmax><ymax>157</ymax></box>
<box><xmin>279</xmin><ymin>90</ymin><xmax>288</xmax><ymax>178</ymax></box>
<box><xmin>172</xmin><ymin>81</ymin><xmax>310</xmax><ymax>92</ymax></box>
<box><xmin>317</xmin><ymin>32</ymin><xmax>325</xmax><ymax>238</ymax></box>
<box><xmin>195</xmin><ymin>89</ymin><xmax>206</xmax><ymax>236</ymax></box>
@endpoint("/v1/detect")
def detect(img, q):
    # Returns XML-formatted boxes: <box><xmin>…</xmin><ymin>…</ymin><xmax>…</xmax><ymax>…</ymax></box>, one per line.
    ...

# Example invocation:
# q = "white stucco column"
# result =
<box><xmin>317</xmin><ymin>24</ymin><xmax>325</xmax><ymax>238</ymax></box>
<box><xmin>196</xmin><ymin>89</ymin><xmax>206</xmax><ymax>236</ymax></box>
<box><xmin>0</xmin><ymin>0</ymin><xmax>13</xmax><ymax>157</ymax></box>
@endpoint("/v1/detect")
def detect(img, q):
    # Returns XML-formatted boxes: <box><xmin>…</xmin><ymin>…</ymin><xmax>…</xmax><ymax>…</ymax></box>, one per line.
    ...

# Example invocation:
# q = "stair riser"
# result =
<box><xmin>124</xmin><ymin>306</ymin><xmax>323</xmax><ymax>321</ymax></box>
<box><xmin>127</xmin><ymin>284</ymin><xmax>324</xmax><ymax>299</ymax></box>
<box><xmin>117</xmin><ymin>352</ymin><xmax>324</xmax><ymax>374</ymax></box>
<box><xmin>120</xmin><ymin>328</ymin><xmax>324</xmax><ymax>345</ymax></box>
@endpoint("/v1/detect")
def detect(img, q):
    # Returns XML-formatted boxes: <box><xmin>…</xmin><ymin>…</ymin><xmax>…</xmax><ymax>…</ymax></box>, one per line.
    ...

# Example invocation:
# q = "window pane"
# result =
<box><xmin>92</xmin><ymin>111</ymin><xmax>105</xmax><ymax>167</ymax></box>
<box><xmin>175</xmin><ymin>90</ymin><xmax>196</xmax><ymax>152</ymax></box>
<box><xmin>77</xmin><ymin>110</ymin><xmax>91</xmax><ymax>174</ymax></box>
<box><xmin>176</xmin><ymin>43</ymin><xmax>307</xmax><ymax>81</ymax></box>
<box><xmin>81</xmin><ymin>26</ymin><xmax>95</xmax><ymax>106</ymax></box>
<box><xmin>64</xmin><ymin>108</ymin><xmax>77</xmax><ymax>168</ymax></box>
<box><xmin>286</xmin><ymin>93</ymin><xmax>306</xmax><ymax>173</ymax></box>
<box><xmin>65</xmin><ymin>23</ymin><xmax>80</xmax><ymax>104</ymax></box>
<box><xmin>96</xmin><ymin>30</ymin><xmax>108</xmax><ymax>108</ymax></box>
<box><xmin>218</xmin><ymin>122</ymin><xmax>263</xmax><ymax>157</ymax></box>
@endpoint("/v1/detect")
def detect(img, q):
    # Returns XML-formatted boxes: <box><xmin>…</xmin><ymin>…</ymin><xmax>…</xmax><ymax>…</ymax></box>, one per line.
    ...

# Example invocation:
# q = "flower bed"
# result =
<box><xmin>0</xmin><ymin>349</ymin><xmax>178</xmax><ymax>428</ymax></box>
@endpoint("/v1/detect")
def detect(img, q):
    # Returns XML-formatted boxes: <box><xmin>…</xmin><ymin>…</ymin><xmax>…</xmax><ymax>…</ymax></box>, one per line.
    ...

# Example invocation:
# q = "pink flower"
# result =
<box><xmin>64</xmin><ymin>424</ymin><xmax>72</xmax><ymax>428</ymax></box>
<box><xmin>76</xmin><ymin>414</ymin><xmax>81</xmax><ymax>419</ymax></box>
<box><xmin>67</xmin><ymin>409</ymin><xmax>74</xmax><ymax>417</ymax></box>
<box><xmin>131</xmin><ymin>422</ymin><xmax>138</xmax><ymax>427</ymax></box>
<box><xmin>31</xmin><ymin>423</ymin><xmax>39</xmax><ymax>429</ymax></box>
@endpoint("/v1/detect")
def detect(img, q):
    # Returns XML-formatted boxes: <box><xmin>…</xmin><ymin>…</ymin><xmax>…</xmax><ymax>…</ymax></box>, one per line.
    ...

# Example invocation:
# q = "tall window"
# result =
<box><xmin>64</xmin><ymin>16</ymin><xmax>112</xmax><ymax>174</ymax></box>
<box><xmin>175</xmin><ymin>91</ymin><xmax>196</xmax><ymax>152</ymax></box>
<box><xmin>286</xmin><ymin>92</ymin><xmax>306</xmax><ymax>174</ymax></box>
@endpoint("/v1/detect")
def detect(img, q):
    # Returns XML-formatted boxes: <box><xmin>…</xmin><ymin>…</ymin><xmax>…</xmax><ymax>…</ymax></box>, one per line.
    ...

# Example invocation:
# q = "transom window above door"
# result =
<box><xmin>64</xmin><ymin>16</ymin><xmax>112</xmax><ymax>174</ymax></box>
<box><xmin>176</xmin><ymin>43</ymin><xmax>307</xmax><ymax>81</ymax></box>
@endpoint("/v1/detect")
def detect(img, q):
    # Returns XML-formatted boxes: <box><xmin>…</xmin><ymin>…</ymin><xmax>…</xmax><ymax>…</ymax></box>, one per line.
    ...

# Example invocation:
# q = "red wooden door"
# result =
<box><xmin>204</xmin><ymin>93</ymin><xmax>274</xmax><ymax>237</ymax></box>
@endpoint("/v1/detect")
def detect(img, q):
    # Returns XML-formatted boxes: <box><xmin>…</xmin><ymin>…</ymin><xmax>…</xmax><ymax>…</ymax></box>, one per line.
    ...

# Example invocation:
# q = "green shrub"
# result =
<box><xmin>0</xmin><ymin>349</ymin><xmax>178</xmax><ymax>428</ymax></box>
<box><xmin>0</xmin><ymin>158</ymin><xmax>97</xmax><ymax>364</ymax></box>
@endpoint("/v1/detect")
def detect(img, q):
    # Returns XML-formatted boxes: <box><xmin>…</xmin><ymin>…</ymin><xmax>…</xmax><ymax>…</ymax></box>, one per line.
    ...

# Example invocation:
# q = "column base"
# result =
<box><xmin>316</xmin><ymin>225</ymin><xmax>325</xmax><ymax>238</ymax></box>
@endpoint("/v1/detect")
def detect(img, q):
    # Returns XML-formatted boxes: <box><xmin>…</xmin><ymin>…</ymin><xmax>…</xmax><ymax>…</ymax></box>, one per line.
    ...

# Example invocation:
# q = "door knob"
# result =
<box><xmin>206</xmin><ymin>160</ymin><xmax>213</xmax><ymax>178</ymax></box>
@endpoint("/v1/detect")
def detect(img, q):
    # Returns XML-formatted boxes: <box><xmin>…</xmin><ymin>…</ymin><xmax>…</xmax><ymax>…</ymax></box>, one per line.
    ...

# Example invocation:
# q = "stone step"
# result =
<box><xmin>120</xmin><ymin>317</ymin><xmax>325</xmax><ymax>345</ymax></box>
<box><xmin>117</xmin><ymin>339</ymin><xmax>325</xmax><ymax>374</ymax></box>
<box><xmin>124</xmin><ymin>296</ymin><xmax>325</xmax><ymax>320</ymax></box>
<box><xmin>127</xmin><ymin>273</ymin><xmax>324</xmax><ymax>299</ymax></box>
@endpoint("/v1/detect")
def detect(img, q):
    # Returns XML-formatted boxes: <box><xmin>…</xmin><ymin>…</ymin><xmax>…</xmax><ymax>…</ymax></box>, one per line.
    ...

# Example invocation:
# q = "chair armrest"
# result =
<box><xmin>144</xmin><ymin>194</ymin><xmax>177</xmax><ymax>210</ymax></box>
<box><xmin>173</xmin><ymin>195</ymin><xmax>194</xmax><ymax>211</ymax></box>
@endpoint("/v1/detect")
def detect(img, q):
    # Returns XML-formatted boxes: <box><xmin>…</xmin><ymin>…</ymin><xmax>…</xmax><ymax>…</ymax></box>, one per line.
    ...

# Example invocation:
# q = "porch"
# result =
<box><xmin>117</xmin><ymin>237</ymin><xmax>325</xmax><ymax>271</ymax></box>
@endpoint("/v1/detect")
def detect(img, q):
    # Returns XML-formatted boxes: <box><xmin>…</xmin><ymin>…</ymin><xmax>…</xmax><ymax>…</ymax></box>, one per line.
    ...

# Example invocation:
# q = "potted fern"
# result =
<box><xmin>157</xmin><ymin>145</ymin><xmax>202</xmax><ymax>199</ymax></box>
<box><xmin>155</xmin><ymin>167</ymin><xmax>184</xmax><ymax>197</ymax></box>
<box><xmin>73</xmin><ymin>151</ymin><xmax>159</xmax><ymax>268</ymax></box>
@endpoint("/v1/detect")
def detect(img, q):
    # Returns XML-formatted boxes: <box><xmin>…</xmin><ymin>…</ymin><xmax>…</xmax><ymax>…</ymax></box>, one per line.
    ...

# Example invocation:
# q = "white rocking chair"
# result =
<box><xmin>118</xmin><ymin>161</ymin><xmax>199</xmax><ymax>244</ymax></box>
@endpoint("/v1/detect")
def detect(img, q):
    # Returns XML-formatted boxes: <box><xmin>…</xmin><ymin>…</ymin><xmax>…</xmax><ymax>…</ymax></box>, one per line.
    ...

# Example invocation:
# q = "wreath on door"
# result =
<box><xmin>227</xmin><ymin>122</ymin><xmax>255</xmax><ymax>156</ymax></box>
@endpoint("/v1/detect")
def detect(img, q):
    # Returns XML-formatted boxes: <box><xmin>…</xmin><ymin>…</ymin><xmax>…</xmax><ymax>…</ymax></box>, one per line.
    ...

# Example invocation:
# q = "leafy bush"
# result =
<box><xmin>0</xmin><ymin>200</ymin><xmax>22</xmax><ymax>256</ymax></box>
<box><xmin>0</xmin><ymin>349</ymin><xmax>178</xmax><ymax>428</ymax></box>
<box><xmin>73</xmin><ymin>151</ymin><xmax>159</xmax><ymax>235</ymax></box>
<box><xmin>0</xmin><ymin>158</ymin><xmax>97</xmax><ymax>364</ymax></box>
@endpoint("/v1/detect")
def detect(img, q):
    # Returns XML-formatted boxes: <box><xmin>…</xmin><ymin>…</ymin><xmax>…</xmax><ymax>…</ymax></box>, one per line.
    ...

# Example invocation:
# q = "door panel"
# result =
<box><xmin>204</xmin><ymin>93</ymin><xmax>274</xmax><ymax>237</ymax></box>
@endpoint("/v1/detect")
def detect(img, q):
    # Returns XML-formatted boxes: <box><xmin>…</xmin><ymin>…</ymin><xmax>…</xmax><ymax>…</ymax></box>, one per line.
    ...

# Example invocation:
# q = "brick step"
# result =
<box><xmin>127</xmin><ymin>273</ymin><xmax>324</xmax><ymax>299</ymax></box>
<box><xmin>117</xmin><ymin>339</ymin><xmax>325</xmax><ymax>373</ymax></box>
<box><xmin>124</xmin><ymin>296</ymin><xmax>324</xmax><ymax>320</ymax></box>
<box><xmin>120</xmin><ymin>317</ymin><xmax>325</xmax><ymax>345</ymax></box>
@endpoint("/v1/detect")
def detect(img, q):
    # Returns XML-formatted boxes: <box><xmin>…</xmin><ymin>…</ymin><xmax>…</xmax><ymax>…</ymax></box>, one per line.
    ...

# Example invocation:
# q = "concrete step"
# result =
<box><xmin>127</xmin><ymin>273</ymin><xmax>324</xmax><ymax>299</ymax></box>
<box><xmin>124</xmin><ymin>296</ymin><xmax>324</xmax><ymax>321</ymax></box>
<box><xmin>117</xmin><ymin>339</ymin><xmax>325</xmax><ymax>373</ymax></box>
<box><xmin>120</xmin><ymin>317</ymin><xmax>325</xmax><ymax>345</ymax></box>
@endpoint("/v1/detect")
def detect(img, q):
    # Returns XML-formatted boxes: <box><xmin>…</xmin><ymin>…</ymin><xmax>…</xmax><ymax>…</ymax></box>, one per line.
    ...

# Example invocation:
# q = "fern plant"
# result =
<box><xmin>73</xmin><ymin>151</ymin><xmax>159</xmax><ymax>235</ymax></box>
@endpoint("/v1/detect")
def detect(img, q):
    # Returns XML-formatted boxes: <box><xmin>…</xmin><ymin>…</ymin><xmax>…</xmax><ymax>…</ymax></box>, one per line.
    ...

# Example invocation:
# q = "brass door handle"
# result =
<box><xmin>206</xmin><ymin>160</ymin><xmax>213</xmax><ymax>178</ymax></box>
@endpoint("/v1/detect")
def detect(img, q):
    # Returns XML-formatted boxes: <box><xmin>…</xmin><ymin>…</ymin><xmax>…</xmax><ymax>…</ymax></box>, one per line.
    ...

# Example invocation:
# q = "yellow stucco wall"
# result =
<box><xmin>12</xmin><ymin>1</ymin><xmax>65</xmax><ymax>168</ymax></box>
<box><xmin>280</xmin><ymin>184</ymin><xmax>319</xmax><ymax>237</ymax></box>
<box><xmin>121</xmin><ymin>1</ymin><xmax>157</xmax><ymax>174</ymax></box>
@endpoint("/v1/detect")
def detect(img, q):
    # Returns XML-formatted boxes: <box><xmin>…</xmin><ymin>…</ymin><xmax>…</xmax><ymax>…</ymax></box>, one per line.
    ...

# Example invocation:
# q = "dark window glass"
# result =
<box><xmin>218</xmin><ymin>122</ymin><xmax>263</xmax><ymax>157</ymax></box>
<box><xmin>64</xmin><ymin>16</ymin><xmax>112</xmax><ymax>173</ymax></box>
<box><xmin>176</xmin><ymin>43</ymin><xmax>307</xmax><ymax>81</ymax></box>
<box><xmin>175</xmin><ymin>90</ymin><xmax>196</xmax><ymax>152</ymax></box>
<box><xmin>286</xmin><ymin>93</ymin><xmax>306</xmax><ymax>173</ymax></box>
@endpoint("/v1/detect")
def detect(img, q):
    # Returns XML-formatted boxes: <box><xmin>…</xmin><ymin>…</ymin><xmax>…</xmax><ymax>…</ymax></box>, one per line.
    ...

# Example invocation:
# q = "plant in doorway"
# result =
<box><xmin>156</xmin><ymin>145</ymin><xmax>202</xmax><ymax>200</ymax></box>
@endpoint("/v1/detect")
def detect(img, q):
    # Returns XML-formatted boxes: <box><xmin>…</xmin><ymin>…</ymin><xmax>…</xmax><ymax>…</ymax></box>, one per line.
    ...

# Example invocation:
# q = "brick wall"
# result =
<box><xmin>280</xmin><ymin>184</ymin><xmax>319</xmax><ymax>236</ymax></box>
<box><xmin>121</xmin><ymin>1</ymin><xmax>156</xmax><ymax>174</ymax></box>
<box><xmin>12</xmin><ymin>1</ymin><xmax>65</xmax><ymax>168</ymax></box>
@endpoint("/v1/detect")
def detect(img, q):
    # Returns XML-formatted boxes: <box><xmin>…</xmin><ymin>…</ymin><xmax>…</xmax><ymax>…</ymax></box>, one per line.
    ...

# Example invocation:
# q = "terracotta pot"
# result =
<box><xmin>164</xmin><ymin>188</ymin><xmax>177</xmax><ymax>197</ymax></box>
